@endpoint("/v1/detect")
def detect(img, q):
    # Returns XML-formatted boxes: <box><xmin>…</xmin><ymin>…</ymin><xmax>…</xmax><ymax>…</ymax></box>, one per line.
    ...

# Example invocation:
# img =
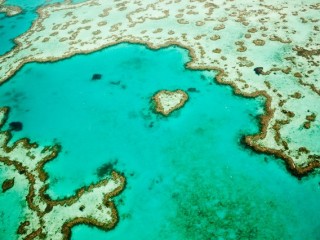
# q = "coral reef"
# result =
<box><xmin>153</xmin><ymin>90</ymin><xmax>188</xmax><ymax>116</ymax></box>
<box><xmin>0</xmin><ymin>0</ymin><xmax>319</xmax><ymax>175</ymax></box>
<box><xmin>0</xmin><ymin>107</ymin><xmax>125</xmax><ymax>239</ymax></box>
<box><xmin>0</xmin><ymin>0</ymin><xmax>22</xmax><ymax>16</ymax></box>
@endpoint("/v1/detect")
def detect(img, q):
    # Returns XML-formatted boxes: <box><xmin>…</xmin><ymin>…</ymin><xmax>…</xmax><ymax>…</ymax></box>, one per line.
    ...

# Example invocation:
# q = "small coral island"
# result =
<box><xmin>0</xmin><ymin>107</ymin><xmax>125</xmax><ymax>240</ymax></box>
<box><xmin>0</xmin><ymin>0</ymin><xmax>22</xmax><ymax>16</ymax></box>
<box><xmin>153</xmin><ymin>90</ymin><xmax>188</xmax><ymax>116</ymax></box>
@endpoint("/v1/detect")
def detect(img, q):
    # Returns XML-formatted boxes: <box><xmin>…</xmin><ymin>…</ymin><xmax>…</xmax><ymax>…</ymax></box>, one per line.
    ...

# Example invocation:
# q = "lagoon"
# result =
<box><xmin>0</xmin><ymin>43</ymin><xmax>319</xmax><ymax>239</ymax></box>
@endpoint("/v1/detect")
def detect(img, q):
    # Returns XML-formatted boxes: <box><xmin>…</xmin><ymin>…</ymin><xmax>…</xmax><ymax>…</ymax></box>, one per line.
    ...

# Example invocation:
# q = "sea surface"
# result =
<box><xmin>0</xmin><ymin>43</ymin><xmax>320</xmax><ymax>239</ymax></box>
<box><xmin>0</xmin><ymin>1</ymin><xmax>320</xmax><ymax>240</ymax></box>
<box><xmin>0</xmin><ymin>0</ymin><xmax>66</xmax><ymax>55</ymax></box>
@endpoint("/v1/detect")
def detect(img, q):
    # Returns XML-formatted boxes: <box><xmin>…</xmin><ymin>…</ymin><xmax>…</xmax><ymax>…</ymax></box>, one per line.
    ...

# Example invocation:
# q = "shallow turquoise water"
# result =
<box><xmin>0</xmin><ymin>0</ymin><xmax>63</xmax><ymax>55</ymax></box>
<box><xmin>0</xmin><ymin>44</ymin><xmax>320</xmax><ymax>239</ymax></box>
<box><xmin>0</xmin><ymin>11</ymin><xmax>36</xmax><ymax>55</ymax></box>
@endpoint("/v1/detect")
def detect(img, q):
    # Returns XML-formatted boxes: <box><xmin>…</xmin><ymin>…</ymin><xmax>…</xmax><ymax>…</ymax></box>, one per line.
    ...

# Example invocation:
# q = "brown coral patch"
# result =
<box><xmin>294</xmin><ymin>47</ymin><xmax>320</xmax><ymax>59</ymax></box>
<box><xmin>2</xmin><ymin>178</ymin><xmax>14</xmax><ymax>192</ymax></box>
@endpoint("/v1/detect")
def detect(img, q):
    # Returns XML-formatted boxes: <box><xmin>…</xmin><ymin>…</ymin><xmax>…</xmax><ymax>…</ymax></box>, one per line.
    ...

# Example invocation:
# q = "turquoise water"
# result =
<box><xmin>0</xmin><ymin>44</ymin><xmax>320</xmax><ymax>239</ymax></box>
<box><xmin>0</xmin><ymin>0</ymin><xmax>63</xmax><ymax>55</ymax></box>
<box><xmin>0</xmin><ymin>11</ymin><xmax>36</xmax><ymax>55</ymax></box>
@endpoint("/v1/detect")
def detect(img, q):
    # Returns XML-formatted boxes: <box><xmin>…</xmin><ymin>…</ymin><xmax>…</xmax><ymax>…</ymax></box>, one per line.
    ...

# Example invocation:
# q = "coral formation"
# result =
<box><xmin>153</xmin><ymin>90</ymin><xmax>189</xmax><ymax>116</ymax></box>
<box><xmin>0</xmin><ymin>0</ymin><xmax>22</xmax><ymax>16</ymax></box>
<box><xmin>0</xmin><ymin>0</ymin><xmax>319</xmax><ymax>176</ymax></box>
<box><xmin>0</xmin><ymin>107</ymin><xmax>125</xmax><ymax>239</ymax></box>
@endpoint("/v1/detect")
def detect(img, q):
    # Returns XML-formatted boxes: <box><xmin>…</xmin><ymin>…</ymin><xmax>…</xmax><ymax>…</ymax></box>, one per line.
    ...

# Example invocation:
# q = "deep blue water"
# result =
<box><xmin>0</xmin><ymin>43</ymin><xmax>319</xmax><ymax>239</ymax></box>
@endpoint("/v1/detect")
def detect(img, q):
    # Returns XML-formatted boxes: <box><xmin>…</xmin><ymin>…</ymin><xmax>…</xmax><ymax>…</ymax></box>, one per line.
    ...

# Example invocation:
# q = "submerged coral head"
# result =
<box><xmin>92</xmin><ymin>73</ymin><xmax>102</xmax><ymax>80</ymax></box>
<box><xmin>9</xmin><ymin>121</ymin><xmax>23</xmax><ymax>131</ymax></box>
<box><xmin>253</xmin><ymin>67</ymin><xmax>264</xmax><ymax>75</ymax></box>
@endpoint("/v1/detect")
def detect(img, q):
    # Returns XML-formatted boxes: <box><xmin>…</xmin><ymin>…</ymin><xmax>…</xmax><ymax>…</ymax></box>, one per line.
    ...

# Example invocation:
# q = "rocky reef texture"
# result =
<box><xmin>153</xmin><ymin>90</ymin><xmax>188</xmax><ymax>116</ymax></box>
<box><xmin>0</xmin><ymin>108</ymin><xmax>125</xmax><ymax>239</ymax></box>
<box><xmin>0</xmin><ymin>0</ymin><xmax>22</xmax><ymax>16</ymax></box>
<box><xmin>0</xmin><ymin>0</ymin><xmax>319</xmax><ymax>176</ymax></box>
